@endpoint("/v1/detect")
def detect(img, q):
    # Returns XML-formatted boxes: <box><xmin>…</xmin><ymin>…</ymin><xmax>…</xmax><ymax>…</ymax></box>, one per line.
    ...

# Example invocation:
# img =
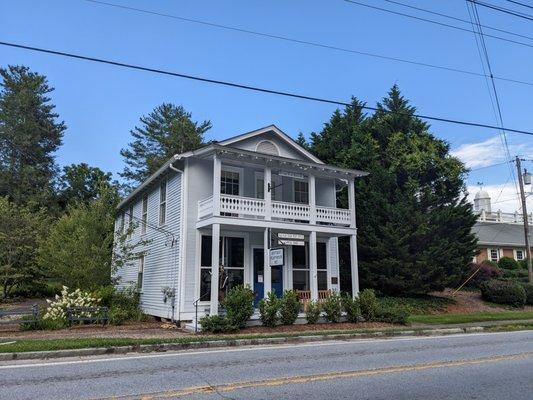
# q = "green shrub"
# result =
<box><xmin>375</xmin><ymin>306</ymin><xmax>409</xmax><ymax>325</ymax></box>
<box><xmin>342</xmin><ymin>294</ymin><xmax>361</xmax><ymax>323</ymax></box>
<box><xmin>466</xmin><ymin>263</ymin><xmax>502</xmax><ymax>289</ymax></box>
<box><xmin>199</xmin><ymin>315</ymin><xmax>236</xmax><ymax>333</ymax></box>
<box><xmin>279</xmin><ymin>290</ymin><xmax>300</xmax><ymax>325</ymax></box>
<box><xmin>108</xmin><ymin>286</ymin><xmax>143</xmax><ymax>324</ymax></box>
<box><xmin>498</xmin><ymin>257</ymin><xmax>519</xmax><ymax>270</ymax></box>
<box><xmin>480</xmin><ymin>280</ymin><xmax>526</xmax><ymax>307</ymax></box>
<box><xmin>501</xmin><ymin>268</ymin><xmax>530</xmax><ymax>284</ymax></box>
<box><xmin>12</xmin><ymin>281</ymin><xmax>62</xmax><ymax>298</ymax></box>
<box><xmin>523</xmin><ymin>283</ymin><xmax>533</xmax><ymax>305</ymax></box>
<box><xmin>359</xmin><ymin>289</ymin><xmax>379</xmax><ymax>321</ymax></box>
<box><xmin>92</xmin><ymin>285</ymin><xmax>115</xmax><ymax>308</ymax></box>
<box><xmin>223</xmin><ymin>285</ymin><xmax>254</xmax><ymax>329</ymax></box>
<box><xmin>305</xmin><ymin>301</ymin><xmax>321</xmax><ymax>324</ymax></box>
<box><xmin>19</xmin><ymin>314</ymin><xmax>66</xmax><ymax>331</ymax></box>
<box><xmin>322</xmin><ymin>292</ymin><xmax>342</xmax><ymax>323</ymax></box>
<box><xmin>258</xmin><ymin>292</ymin><xmax>281</xmax><ymax>327</ymax></box>
<box><xmin>518</xmin><ymin>259</ymin><xmax>529</xmax><ymax>270</ymax></box>
<box><xmin>482</xmin><ymin>260</ymin><xmax>498</xmax><ymax>268</ymax></box>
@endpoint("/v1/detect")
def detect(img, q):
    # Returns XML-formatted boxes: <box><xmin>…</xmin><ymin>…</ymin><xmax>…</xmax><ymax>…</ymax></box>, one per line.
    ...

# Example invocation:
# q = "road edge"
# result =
<box><xmin>0</xmin><ymin>326</ymin><xmax>490</xmax><ymax>362</ymax></box>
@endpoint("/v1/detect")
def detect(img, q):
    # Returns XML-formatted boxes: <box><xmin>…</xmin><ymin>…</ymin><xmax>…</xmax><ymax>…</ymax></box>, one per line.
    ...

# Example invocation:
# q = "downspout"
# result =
<box><xmin>168</xmin><ymin>159</ymin><xmax>183</xmax><ymax>324</ymax></box>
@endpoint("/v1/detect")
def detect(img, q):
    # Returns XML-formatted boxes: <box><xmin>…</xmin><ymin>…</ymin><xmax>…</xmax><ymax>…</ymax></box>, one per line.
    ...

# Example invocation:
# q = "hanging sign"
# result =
<box><xmin>278</xmin><ymin>239</ymin><xmax>305</xmax><ymax>246</ymax></box>
<box><xmin>278</xmin><ymin>233</ymin><xmax>304</xmax><ymax>240</ymax></box>
<box><xmin>269</xmin><ymin>248</ymin><xmax>284</xmax><ymax>266</ymax></box>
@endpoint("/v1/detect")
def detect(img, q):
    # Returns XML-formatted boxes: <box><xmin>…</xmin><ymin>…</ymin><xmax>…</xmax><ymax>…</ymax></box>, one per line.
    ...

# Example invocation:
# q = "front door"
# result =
<box><xmin>253</xmin><ymin>248</ymin><xmax>283</xmax><ymax>306</ymax></box>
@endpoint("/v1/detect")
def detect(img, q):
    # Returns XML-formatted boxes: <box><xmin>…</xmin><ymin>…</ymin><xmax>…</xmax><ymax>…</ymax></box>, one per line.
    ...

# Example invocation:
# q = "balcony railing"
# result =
<box><xmin>476</xmin><ymin>209</ymin><xmax>533</xmax><ymax>224</ymax></box>
<box><xmin>198</xmin><ymin>194</ymin><xmax>352</xmax><ymax>227</ymax></box>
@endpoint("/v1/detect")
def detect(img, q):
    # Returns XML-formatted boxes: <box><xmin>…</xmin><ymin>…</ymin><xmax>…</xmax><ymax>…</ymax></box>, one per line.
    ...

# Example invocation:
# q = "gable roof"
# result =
<box><xmin>473</xmin><ymin>222</ymin><xmax>529</xmax><ymax>247</ymax></box>
<box><xmin>217</xmin><ymin>125</ymin><xmax>324</xmax><ymax>164</ymax></box>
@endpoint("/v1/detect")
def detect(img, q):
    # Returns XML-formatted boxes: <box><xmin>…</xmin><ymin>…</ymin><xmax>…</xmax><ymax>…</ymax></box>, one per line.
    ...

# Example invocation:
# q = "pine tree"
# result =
<box><xmin>0</xmin><ymin>65</ymin><xmax>65</xmax><ymax>207</ymax></box>
<box><xmin>120</xmin><ymin>103</ymin><xmax>211</xmax><ymax>187</ymax></box>
<box><xmin>309</xmin><ymin>86</ymin><xmax>477</xmax><ymax>296</ymax></box>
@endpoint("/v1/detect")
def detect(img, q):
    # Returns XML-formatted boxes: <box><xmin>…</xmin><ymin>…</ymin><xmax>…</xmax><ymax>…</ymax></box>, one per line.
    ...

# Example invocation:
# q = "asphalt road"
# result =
<box><xmin>1</xmin><ymin>330</ymin><xmax>532</xmax><ymax>400</ymax></box>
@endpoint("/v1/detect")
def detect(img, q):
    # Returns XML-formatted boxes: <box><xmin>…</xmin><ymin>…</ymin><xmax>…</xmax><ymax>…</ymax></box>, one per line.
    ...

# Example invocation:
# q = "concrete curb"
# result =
<box><xmin>0</xmin><ymin>326</ymin><xmax>489</xmax><ymax>362</ymax></box>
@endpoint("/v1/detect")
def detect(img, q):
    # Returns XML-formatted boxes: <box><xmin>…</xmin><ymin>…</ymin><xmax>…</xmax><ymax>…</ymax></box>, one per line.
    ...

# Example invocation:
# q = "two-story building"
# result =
<box><xmin>114</xmin><ymin>125</ymin><xmax>367</xmax><ymax>324</ymax></box>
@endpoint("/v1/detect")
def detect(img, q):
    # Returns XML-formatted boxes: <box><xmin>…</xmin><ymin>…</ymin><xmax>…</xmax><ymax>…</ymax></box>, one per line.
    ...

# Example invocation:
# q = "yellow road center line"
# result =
<box><xmin>101</xmin><ymin>352</ymin><xmax>533</xmax><ymax>399</ymax></box>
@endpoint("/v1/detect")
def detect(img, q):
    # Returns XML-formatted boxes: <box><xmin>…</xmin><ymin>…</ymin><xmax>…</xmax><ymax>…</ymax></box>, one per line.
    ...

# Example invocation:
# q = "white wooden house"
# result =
<box><xmin>114</xmin><ymin>125</ymin><xmax>367</xmax><ymax>324</ymax></box>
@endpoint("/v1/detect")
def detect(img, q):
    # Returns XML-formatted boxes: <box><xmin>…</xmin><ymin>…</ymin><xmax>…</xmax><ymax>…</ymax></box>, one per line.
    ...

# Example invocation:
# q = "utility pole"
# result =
<box><xmin>515</xmin><ymin>156</ymin><xmax>533</xmax><ymax>283</ymax></box>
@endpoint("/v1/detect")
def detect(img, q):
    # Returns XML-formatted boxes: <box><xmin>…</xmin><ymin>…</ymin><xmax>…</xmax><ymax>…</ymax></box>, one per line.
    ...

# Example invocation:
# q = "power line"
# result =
<box><xmin>381</xmin><ymin>0</ymin><xmax>533</xmax><ymax>41</ymax></box>
<box><xmin>344</xmin><ymin>0</ymin><xmax>533</xmax><ymax>48</ymax></box>
<box><xmin>504</xmin><ymin>0</ymin><xmax>533</xmax><ymax>10</ymax></box>
<box><xmin>468</xmin><ymin>0</ymin><xmax>533</xmax><ymax>21</ymax></box>
<box><xmin>3</xmin><ymin>39</ymin><xmax>533</xmax><ymax>135</ymax></box>
<box><xmin>79</xmin><ymin>0</ymin><xmax>533</xmax><ymax>87</ymax></box>
<box><xmin>469</xmin><ymin>161</ymin><xmax>510</xmax><ymax>171</ymax></box>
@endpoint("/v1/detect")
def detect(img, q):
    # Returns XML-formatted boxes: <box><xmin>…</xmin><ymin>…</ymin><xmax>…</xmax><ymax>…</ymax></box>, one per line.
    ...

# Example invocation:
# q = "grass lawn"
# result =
<box><xmin>409</xmin><ymin>310</ymin><xmax>533</xmax><ymax>325</ymax></box>
<box><xmin>0</xmin><ymin>327</ymin><xmax>417</xmax><ymax>353</ymax></box>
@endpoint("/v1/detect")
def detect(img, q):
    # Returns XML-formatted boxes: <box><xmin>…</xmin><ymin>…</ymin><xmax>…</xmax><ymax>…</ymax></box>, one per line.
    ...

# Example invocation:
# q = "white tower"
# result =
<box><xmin>474</xmin><ymin>189</ymin><xmax>491</xmax><ymax>213</ymax></box>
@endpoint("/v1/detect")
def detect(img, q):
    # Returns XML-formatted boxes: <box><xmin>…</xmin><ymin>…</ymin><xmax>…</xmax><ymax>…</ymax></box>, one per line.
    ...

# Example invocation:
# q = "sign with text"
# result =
<box><xmin>269</xmin><ymin>248</ymin><xmax>284</xmax><ymax>266</ymax></box>
<box><xmin>278</xmin><ymin>240</ymin><xmax>305</xmax><ymax>246</ymax></box>
<box><xmin>277</xmin><ymin>233</ymin><xmax>304</xmax><ymax>240</ymax></box>
<box><xmin>279</xmin><ymin>171</ymin><xmax>305</xmax><ymax>180</ymax></box>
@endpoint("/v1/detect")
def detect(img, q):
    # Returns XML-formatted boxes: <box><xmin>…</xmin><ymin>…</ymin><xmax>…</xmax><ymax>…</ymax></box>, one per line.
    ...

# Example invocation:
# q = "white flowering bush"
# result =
<box><xmin>44</xmin><ymin>286</ymin><xmax>101</xmax><ymax>322</ymax></box>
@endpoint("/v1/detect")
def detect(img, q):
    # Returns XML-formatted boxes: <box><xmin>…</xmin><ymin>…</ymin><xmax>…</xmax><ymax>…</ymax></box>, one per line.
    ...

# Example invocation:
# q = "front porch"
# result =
<box><xmin>193</xmin><ymin>224</ymin><xmax>359</xmax><ymax>317</ymax></box>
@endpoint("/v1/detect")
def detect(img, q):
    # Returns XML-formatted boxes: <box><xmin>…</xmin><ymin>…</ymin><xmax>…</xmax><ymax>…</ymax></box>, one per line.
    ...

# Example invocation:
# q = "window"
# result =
<box><xmin>317</xmin><ymin>242</ymin><xmax>328</xmax><ymax>291</ymax></box>
<box><xmin>292</xmin><ymin>244</ymin><xmax>309</xmax><ymax>291</ymax></box>
<box><xmin>199</xmin><ymin>235</ymin><xmax>245</xmax><ymax>303</ymax></box>
<box><xmin>221</xmin><ymin>170</ymin><xmax>240</xmax><ymax>195</ymax></box>
<box><xmin>159</xmin><ymin>180</ymin><xmax>167</xmax><ymax>225</ymax></box>
<box><xmin>119</xmin><ymin>212</ymin><xmax>125</xmax><ymax>235</ymax></box>
<box><xmin>515</xmin><ymin>249</ymin><xmax>525</xmax><ymax>261</ymax></box>
<box><xmin>294</xmin><ymin>180</ymin><xmax>309</xmax><ymax>204</ymax></box>
<box><xmin>255</xmin><ymin>173</ymin><xmax>281</xmax><ymax>200</ymax></box>
<box><xmin>489</xmin><ymin>248</ymin><xmax>500</xmax><ymax>262</ymax></box>
<box><xmin>138</xmin><ymin>256</ymin><xmax>145</xmax><ymax>290</ymax></box>
<box><xmin>128</xmin><ymin>205</ymin><xmax>133</xmax><ymax>237</ymax></box>
<box><xmin>141</xmin><ymin>195</ymin><xmax>148</xmax><ymax>234</ymax></box>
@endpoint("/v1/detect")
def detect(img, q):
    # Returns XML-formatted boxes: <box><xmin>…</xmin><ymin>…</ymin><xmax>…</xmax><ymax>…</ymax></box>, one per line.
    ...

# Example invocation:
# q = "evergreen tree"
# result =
<box><xmin>0</xmin><ymin>65</ymin><xmax>65</xmax><ymax>207</ymax></box>
<box><xmin>57</xmin><ymin>163</ymin><xmax>116</xmax><ymax>208</ymax></box>
<box><xmin>309</xmin><ymin>86</ymin><xmax>477</xmax><ymax>296</ymax></box>
<box><xmin>120</xmin><ymin>103</ymin><xmax>211</xmax><ymax>187</ymax></box>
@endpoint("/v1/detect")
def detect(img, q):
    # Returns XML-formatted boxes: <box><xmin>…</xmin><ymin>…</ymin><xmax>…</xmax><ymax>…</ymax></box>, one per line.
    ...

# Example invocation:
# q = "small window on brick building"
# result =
<box><xmin>489</xmin><ymin>249</ymin><xmax>500</xmax><ymax>262</ymax></box>
<box><xmin>515</xmin><ymin>249</ymin><xmax>524</xmax><ymax>261</ymax></box>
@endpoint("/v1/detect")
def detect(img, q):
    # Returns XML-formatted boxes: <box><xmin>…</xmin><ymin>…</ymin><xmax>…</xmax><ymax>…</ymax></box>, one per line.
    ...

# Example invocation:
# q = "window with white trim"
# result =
<box><xmin>317</xmin><ymin>242</ymin><xmax>328</xmax><ymax>291</ymax></box>
<box><xmin>515</xmin><ymin>249</ymin><xmax>525</xmax><ymax>261</ymax></box>
<box><xmin>221</xmin><ymin>170</ymin><xmax>240</xmax><ymax>195</ymax></box>
<box><xmin>255</xmin><ymin>172</ymin><xmax>281</xmax><ymax>200</ymax></box>
<box><xmin>119</xmin><ymin>212</ymin><xmax>125</xmax><ymax>235</ymax></box>
<box><xmin>199</xmin><ymin>235</ymin><xmax>245</xmax><ymax>303</ymax></box>
<box><xmin>159</xmin><ymin>179</ymin><xmax>167</xmax><ymax>225</ymax></box>
<box><xmin>294</xmin><ymin>180</ymin><xmax>309</xmax><ymax>204</ymax></box>
<box><xmin>128</xmin><ymin>204</ymin><xmax>133</xmax><ymax>237</ymax></box>
<box><xmin>138</xmin><ymin>255</ymin><xmax>145</xmax><ymax>291</ymax></box>
<box><xmin>489</xmin><ymin>248</ymin><xmax>500</xmax><ymax>262</ymax></box>
<box><xmin>141</xmin><ymin>195</ymin><xmax>148</xmax><ymax>234</ymax></box>
<box><xmin>292</xmin><ymin>244</ymin><xmax>309</xmax><ymax>291</ymax></box>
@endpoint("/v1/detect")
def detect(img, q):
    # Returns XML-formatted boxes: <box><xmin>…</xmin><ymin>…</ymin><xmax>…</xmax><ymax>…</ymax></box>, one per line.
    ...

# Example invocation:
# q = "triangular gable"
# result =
<box><xmin>218</xmin><ymin>125</ymin><xmax>324</xmax><ymax>164</ymax></box>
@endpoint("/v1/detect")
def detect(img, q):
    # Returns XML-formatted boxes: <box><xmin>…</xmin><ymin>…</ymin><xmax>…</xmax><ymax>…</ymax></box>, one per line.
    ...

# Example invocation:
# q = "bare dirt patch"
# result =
<box><xmin>429</xmin><ymin>289</ymin><xmax>533</xmax><ymax>314</ymax></box>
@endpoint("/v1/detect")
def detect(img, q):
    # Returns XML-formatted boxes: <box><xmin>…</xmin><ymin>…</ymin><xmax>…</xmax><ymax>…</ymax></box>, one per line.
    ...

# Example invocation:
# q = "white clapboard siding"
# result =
<box><xmin>328</xmin><ymin>237</ymin><xmax>340</xmax><ymax>292</ymax></box>
<box><xmin>114</xmin><ymin>171</ymin><xmax>182</xmax><ymax>320</ymax></box>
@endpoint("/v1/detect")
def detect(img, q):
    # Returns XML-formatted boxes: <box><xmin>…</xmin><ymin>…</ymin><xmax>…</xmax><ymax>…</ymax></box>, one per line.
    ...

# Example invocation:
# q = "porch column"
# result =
<box><xmin>263</xmin><ymin>228</ymin><xmax>271</xmax><ymax>297</ymax></box>
<box><xmin>309</xmin><ymin>231</ymin><xmax>318</xmax><ymax>301</ymax></box>
<box><xmin>212</xmin><ymin>154</ymin><xmax>221</xmax><ymax>217</ymax></box>
<box><xmin>210</xmin><ymin>223</ymin><xmax>220</xmax><ymax>315</ymax></box>
<box><xmin>350</xmin><ymin>234</ymin><xmax>360</xmax><ymax>298</ymax></box>
<box><xmin>264</xmin><ymin>166</ymin><xmax>272</xmax><ymax>220</ymax></box>
<box><xmin>309</xmin><ymin>174</ymin><xmax>316</xmax><ymax>224</ymax></box>
<box><xmin>347</xmin><ymin>177</ymin><xmax>356</xmax><ymax>228</ymax></box>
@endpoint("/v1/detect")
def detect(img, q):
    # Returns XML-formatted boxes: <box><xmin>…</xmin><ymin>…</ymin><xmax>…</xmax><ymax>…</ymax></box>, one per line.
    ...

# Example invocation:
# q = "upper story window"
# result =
<box><xmin>515</xmin><ymin>249</ymin><xmax>525</xmax><ymax>261</ymax></box>
<box><xmin>294</xmin><ymin>180</ymin><xmax>309</xmax><ymax>204</ymax></box>
<box><xmin>128</xmin><ymin>205</ymin><xmax>134</xmax><ymax>237</ymax></box>
<box><xmin>256</xmin><ymin>140</ymin><xmax>279</xmax><ymax>156</ymax></box>
<box><xmin>141</xmin><ymin>195</ymin><xmax>148</xmax><ymax>234</ymax></box>
<box><xmin>489</xmin><ymin>248</ymin><xmax>500</xmax><ymax>262</ymax></box>
<box><xmin>159</xmin><ymin>179</ymin><xmax>167</xmax><ymax>225</ymax></box>
<box><xmin>221</xmin><ymin>169</ymin><xmax>240</xmax><ymax>196</ymax></box>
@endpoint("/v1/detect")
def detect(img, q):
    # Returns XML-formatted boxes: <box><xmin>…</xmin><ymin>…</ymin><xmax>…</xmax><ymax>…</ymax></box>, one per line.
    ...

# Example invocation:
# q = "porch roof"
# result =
<box><xmin>187</xmin><ymin>143</ymin><xmax>369</xmax><ymax>180</ymax></box>
<box><xmin>118</xmin><ymin>143</ymin><xmax>368</xmax><ymax>209</ymax></box>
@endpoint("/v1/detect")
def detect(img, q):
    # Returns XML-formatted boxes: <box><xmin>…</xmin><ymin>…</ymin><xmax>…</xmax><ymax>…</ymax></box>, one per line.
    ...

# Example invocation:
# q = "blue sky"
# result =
<box><xmin>1</xmin><ymin>0</ymin><xmax>532</xmax><ymax>211</ymax></box>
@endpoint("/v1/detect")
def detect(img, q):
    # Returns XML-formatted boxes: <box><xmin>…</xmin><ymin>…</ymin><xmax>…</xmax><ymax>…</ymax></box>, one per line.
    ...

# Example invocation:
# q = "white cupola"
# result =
<box><xmin>474</xmin><ymin>189</ymin><xmax>491</xmax><ymax>213</ymax></box>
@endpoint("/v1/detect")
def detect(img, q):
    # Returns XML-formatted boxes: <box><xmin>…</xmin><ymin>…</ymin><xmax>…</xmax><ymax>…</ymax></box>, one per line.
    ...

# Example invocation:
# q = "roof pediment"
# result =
<box><xmin>218</xmin><ymin>125</ymin><xmax>324</xmax><ymax>164</ymax></box>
